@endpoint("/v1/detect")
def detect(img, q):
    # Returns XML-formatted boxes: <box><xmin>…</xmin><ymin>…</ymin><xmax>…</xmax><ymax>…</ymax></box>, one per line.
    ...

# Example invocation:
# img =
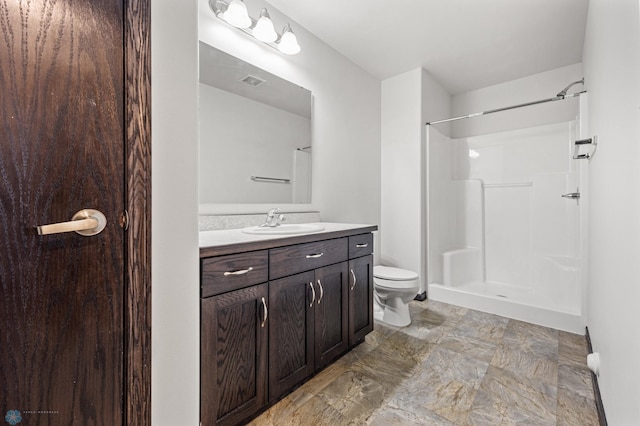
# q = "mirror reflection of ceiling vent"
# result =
<box><xmin>240</xmin><ymin>74</ymin><xmax>266</xmax><ymax>87</ymax></box>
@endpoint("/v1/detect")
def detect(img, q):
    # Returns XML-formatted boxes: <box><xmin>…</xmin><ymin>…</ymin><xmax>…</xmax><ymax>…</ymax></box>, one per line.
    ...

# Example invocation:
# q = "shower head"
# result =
<box><xmin>556</xmin><ymin>78</ymin><xmax>585</xmax><ymax>98</ymax></box>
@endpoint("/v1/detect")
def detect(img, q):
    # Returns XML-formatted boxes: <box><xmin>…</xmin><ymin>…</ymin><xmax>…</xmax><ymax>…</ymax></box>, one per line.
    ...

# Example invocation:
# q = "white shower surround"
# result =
<box><xmin>427</xmin><ymin>119</ymin><xmax>588</xmax><ymax>333</ymax></box>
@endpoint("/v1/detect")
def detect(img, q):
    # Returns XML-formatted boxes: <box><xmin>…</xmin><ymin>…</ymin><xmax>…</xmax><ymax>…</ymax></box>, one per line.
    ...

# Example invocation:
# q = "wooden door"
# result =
<box><xmin>0</xmin><ymin>1</ymin><xmax>150</xmax><ymax>424</ymax></box>
<box><xmin>268</xmin><ymin>271</ymin><xmax>315</xmax><ymax>402</ymax></box>
<box><xmin>349</xmin><ymin>255</ymin><xmax>374</xmax><ymax>346</ymax></box>
<box><xmin>314</xmin><ymin>262</ymin><xmax>348</xmax><ymax>369</ymax></box>
<box><xmin>201</xmin><ymin>284</ymin><xmax>268</xmax><ymax>426</ymax></box>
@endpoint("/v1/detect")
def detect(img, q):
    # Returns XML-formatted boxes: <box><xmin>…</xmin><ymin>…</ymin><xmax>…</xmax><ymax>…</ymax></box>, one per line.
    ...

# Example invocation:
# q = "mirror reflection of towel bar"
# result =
<box><xmin>482</xmin><ymin>182</ymin><xmax>532</xmax><ymax>188</ymax></box>
<box><xmin>251</xmin><ymin>176</ymin><xmax>291</xmax><ymax>184</ymax></box>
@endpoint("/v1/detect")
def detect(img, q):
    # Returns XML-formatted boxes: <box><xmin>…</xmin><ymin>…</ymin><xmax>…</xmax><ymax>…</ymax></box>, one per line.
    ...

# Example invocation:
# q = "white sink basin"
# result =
<box><xmin>242</xmin><ymin>223</ymin><xmax>325</xmax><ymax>235</ymax></box>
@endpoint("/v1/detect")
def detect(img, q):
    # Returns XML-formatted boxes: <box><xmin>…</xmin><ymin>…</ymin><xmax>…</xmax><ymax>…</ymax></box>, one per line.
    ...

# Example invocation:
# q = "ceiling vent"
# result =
<box><xmin>240</xmin><ymin>74</ymin><xmax>266</xmax><ymax>87</ymax></box>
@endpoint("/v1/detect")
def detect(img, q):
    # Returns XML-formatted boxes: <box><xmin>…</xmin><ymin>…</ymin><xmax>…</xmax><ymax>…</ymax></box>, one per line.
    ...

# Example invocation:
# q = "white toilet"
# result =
<box><xmin>373</xmin><ymin>265</ymin><xmax>420</xmax><ymax>327</ymax></box>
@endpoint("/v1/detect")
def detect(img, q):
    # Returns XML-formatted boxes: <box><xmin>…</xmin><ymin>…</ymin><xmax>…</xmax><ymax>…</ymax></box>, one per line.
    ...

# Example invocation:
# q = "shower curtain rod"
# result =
<box><xmin>425</xmin><ymin>83</ymin><xmax>586</xmax><ymax>126</ymax></box>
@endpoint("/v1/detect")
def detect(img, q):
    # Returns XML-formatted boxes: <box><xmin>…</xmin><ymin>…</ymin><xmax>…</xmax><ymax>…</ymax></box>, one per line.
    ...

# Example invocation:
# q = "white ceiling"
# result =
<box><xmin>267</xmin><ymin>0</ymin><xmax>589</xmax><ymax>94</ymax></box>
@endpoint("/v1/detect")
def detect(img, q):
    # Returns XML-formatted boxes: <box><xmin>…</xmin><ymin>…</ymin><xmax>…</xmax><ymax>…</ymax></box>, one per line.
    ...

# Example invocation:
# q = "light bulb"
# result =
<box><xmin>278</xmin><ymin>24</ymin><xmax>301</xmax><ymax>55</ymax></box>
<box><xmin>224</xmin><ymin>0</ymin><xmax>251</xmax><ymax>29</ymax></box>
<box><xmin>252</xmin><ymin>8</ymin><xmax>277</xmax><ymax>43</ymax></box>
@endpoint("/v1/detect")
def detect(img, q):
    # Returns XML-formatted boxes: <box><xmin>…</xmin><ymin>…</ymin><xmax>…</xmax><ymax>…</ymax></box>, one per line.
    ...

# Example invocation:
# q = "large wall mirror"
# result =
<box><xmin>198</xmin><ymin>42</ymin><xmax>313</xmax><ymax>204</ymax></box>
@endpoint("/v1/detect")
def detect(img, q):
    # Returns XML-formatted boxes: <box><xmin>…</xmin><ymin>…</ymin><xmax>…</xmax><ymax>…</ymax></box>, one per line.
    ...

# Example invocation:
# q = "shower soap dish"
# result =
<box><xmin>573</xmin><ymin>135</ymin><xmax>598</xmax><ymax>160</ymax></box>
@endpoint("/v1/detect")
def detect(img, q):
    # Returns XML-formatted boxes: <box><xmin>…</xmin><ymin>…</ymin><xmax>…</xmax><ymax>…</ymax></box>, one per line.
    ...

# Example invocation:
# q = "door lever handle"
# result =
<box><xmin>36</xmin><ymin>209</ymin><xmax>107</xmax><ymax>236</ymax></box>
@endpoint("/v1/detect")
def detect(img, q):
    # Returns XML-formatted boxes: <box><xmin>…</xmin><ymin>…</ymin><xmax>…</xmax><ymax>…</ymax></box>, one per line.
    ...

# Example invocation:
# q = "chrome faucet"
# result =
<box><xmin>261</xmin><ymin>208</ymin><xmax>285</xmax><ymax>227</ymax></box>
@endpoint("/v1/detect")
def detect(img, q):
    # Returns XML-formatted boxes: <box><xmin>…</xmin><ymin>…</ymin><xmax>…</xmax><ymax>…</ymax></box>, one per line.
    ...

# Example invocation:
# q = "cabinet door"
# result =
<box><xmin>269</xmin><ymin>271</ymin><xmax>315</xmax><ymax>401</ymax></box>
<box><xmin>201</xmin><ymin>283</ymin><xmax>268</xmax><ymax>426</ymax></box>
<box><xmin>314</xmin><ymin>262</ymin><xmax>349</xmax><ymax>369</ymax></box>
<box><xmin>349</xmin><ymin>255</ymin><xmax>374</xmax><ymax>345</ymax></box>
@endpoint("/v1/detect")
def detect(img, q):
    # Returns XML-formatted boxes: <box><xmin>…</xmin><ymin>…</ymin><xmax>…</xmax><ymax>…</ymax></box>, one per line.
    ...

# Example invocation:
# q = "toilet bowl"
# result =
<box><xmin>373</xmin><ymin>266</ymin><xmax>420</xmax><ymax>327</ymax></box>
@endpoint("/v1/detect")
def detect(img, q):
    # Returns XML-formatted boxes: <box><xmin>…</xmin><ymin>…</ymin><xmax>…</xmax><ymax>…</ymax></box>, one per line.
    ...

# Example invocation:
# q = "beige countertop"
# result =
<box><xmin>199</xmin><ymin>222</ymin><xmax>378</xmax><ymax>257</ymax></box>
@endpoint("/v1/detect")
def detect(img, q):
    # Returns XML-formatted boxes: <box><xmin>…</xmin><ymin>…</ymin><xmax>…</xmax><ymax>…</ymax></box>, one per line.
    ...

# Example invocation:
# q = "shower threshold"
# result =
<box><xmin>428</xmin><ymin>281</ymin><xmax>584</xmax><ymax>333</ymax></box>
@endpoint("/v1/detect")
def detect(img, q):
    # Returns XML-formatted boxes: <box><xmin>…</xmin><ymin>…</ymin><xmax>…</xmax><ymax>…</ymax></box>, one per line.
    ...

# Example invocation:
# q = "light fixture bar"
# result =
<box><xmin>209</xmin><ymin>0</ymin><xmax>301</xmax><ymax>55</ymax></box>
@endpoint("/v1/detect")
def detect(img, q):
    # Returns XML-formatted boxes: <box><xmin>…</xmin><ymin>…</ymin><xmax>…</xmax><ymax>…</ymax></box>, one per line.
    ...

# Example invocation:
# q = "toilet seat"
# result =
<box><xmin>374</xmin><ymin>266</ymin><xmax>418</xmax><ymax>281</ymax></box>
<box><xmin>374</xmin><ymin>278</ymin><xmax>418</xmax><ymax>290</ymax></box>
<box><xmin>373</xmin><ymin>266</ymin><xmax>419</xmax><ymax>290</ymax></box>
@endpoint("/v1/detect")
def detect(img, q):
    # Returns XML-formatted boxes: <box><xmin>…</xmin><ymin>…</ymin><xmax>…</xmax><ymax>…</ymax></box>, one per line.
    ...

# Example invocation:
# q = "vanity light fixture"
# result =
<box><xmin>209</xmin><ymin>0</ymin><xmax>301</xmax><ymax>55</ymax></box>
<box><xmin>222</xmin><ymin>0</ymin><xmax>251</xmax><ymax>28</ymax></box>
<box><xmin>253</xmin><ymin>9</ymin><xmax>278</xmax><ymax>43</ymax></box>
<box><xmin>277</xmin><ymin>24</ymin><xmax>301</xmax><ymax>55</ymax></box>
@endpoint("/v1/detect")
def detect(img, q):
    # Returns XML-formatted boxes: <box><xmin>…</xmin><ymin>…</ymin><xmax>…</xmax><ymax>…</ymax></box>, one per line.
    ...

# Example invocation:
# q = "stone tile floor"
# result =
<box><xmin>250</xmin><ymin>299</ymin><xmax>599</xmax><ymax>425</ymax></box>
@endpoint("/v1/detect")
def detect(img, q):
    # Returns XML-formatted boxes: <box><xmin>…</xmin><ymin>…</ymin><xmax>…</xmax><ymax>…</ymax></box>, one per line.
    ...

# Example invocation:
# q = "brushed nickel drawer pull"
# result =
<box><xmin>350</xmin><ymin>269</ymin><xmax>357</xmax><ymax>291</ymax></box>
<box><xmin>305</xmin><ymin>252</ymin><xmax>324</xmax><ymax>259</ymax></box>
<box><xmin>317</xmin><ymin>280</ymin><xmax>324</xmax><ymax>304</ymax></box>
<box><xmin>355</xmin><ymin>243</ymin><xmax>369</xmax><ymax>248</ymax></box>
<box><xmin>260</xmin><ymin>297</ymin><xmax>268</xmax><ymax>328</ymax></box>
<box><xmin>309</xmin><ymin>282</ymin><xmax>316</xmax><ymax>307</ymax></box>
<box><xmin>223</xmin><ymin>267</ymin><xmax>254</xmax><ymax>276</ymax></box>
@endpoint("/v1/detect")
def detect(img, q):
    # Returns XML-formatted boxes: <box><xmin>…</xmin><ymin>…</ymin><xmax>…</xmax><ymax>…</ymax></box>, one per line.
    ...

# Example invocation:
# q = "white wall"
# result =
<box><xmin>152</xmin><ymin>0</ymin><xmax>200</xmax><ymax>425</ymax></box>
<box><xmin>198</xmin><ymin>0</ymin><xmax>381</xmax><ymax>228</ymax></box>
<box><xmin>451</xmin><ymin>63</ymin><xmax>583</xmax><ymax>138</ymax></box>
<box><xmin>381</xmin><ymin>69</ymin><xmax>423</xmax><ymax>284</ymax></box>
<box><xmin>582</xmin><ymin>0</ymin><xmax>640</xmax><ymax>422</ymax></box>
<box><xmin>381</xmin><ymin>69</ymin><xmax>450</xmax><ymax>293</ymax></box>
<box><xmin>422</xmin><ymin>69</ymin><xmax>452</xmax><ymax>138</ymax></box>
<box><xmin>151</xmin><ymin>3</ymin><xmax>381</xmax><ymax>424</ymax></box>
<box><xmin>198</xmin><ymin>84</ymin><xmax>311</xmax><ymax>203</ymax></box>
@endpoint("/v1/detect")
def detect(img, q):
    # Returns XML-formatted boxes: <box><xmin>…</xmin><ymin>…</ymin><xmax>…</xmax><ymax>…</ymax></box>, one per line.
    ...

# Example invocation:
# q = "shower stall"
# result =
<box><xmin>426</xmin><ymin>88</ymin><xmax>589</xmax><ymax>333</ymax></box>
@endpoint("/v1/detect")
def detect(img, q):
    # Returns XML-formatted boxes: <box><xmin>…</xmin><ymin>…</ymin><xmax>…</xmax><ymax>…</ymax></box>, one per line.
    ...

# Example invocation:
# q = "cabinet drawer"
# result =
<box><xmin>270</xmin><ymin>238</ymin><xmax>348</xmax><ymax>280</ymax></box>
<box><xmin>201</xmin><ymin>250</ymin><xmax>269</xmax><ymax>297</ymax></box>
<box><xmin>348</xmin><ymin>233</ymin><xmax>373</xmax><ymax>258</ymax></box>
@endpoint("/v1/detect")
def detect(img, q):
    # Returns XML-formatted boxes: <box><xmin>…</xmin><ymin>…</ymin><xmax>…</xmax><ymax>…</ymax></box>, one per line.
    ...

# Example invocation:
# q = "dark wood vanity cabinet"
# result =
<box><xmin>314</xmin><ymin>262</ymin><xmax>350</xmax><ymax>369</ymax></box>
<box><xmin>347</xmin><ymin>233</ymin><xmax>375</xmax><ymax>345</ymax></box>
<box><xmin>200</xmin><ymin>250</ymin><xmax>270</xmax><ymax>425</ymax></box>
<box><xmin>267</xmin><ymin>270</ymin><xmax>315</xmax><ymax>401</ymax></box>
<box><xmin>349</xmin><ymin>254</ymin><xmax>374</xmax><ymax>345</ymax></box>
<box><xmin>268</xmin><ymin>262</ymin><xmax>349</xmax><ymax>402</ymax></box>
<box><xmin>200</xmin><ymin>229</ymin><xmax>375</xmax><ymax>425</ymax></box>
<box><xmin>200</xmin><ymin>283</ymin><xmax>269</xmax><ymax>426</ymax></box>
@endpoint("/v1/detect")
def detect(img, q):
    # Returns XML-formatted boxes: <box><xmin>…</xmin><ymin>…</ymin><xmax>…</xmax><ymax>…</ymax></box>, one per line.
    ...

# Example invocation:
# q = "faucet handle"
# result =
<box><xmin>267</xmin><ymin>207</ymin><xmax>280</xmax><ymax>217</ymax></box>
<box><xmin>262</xmin><ymin>208</ymin><xmax>283</xmax><ymax>227</ymax></box>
